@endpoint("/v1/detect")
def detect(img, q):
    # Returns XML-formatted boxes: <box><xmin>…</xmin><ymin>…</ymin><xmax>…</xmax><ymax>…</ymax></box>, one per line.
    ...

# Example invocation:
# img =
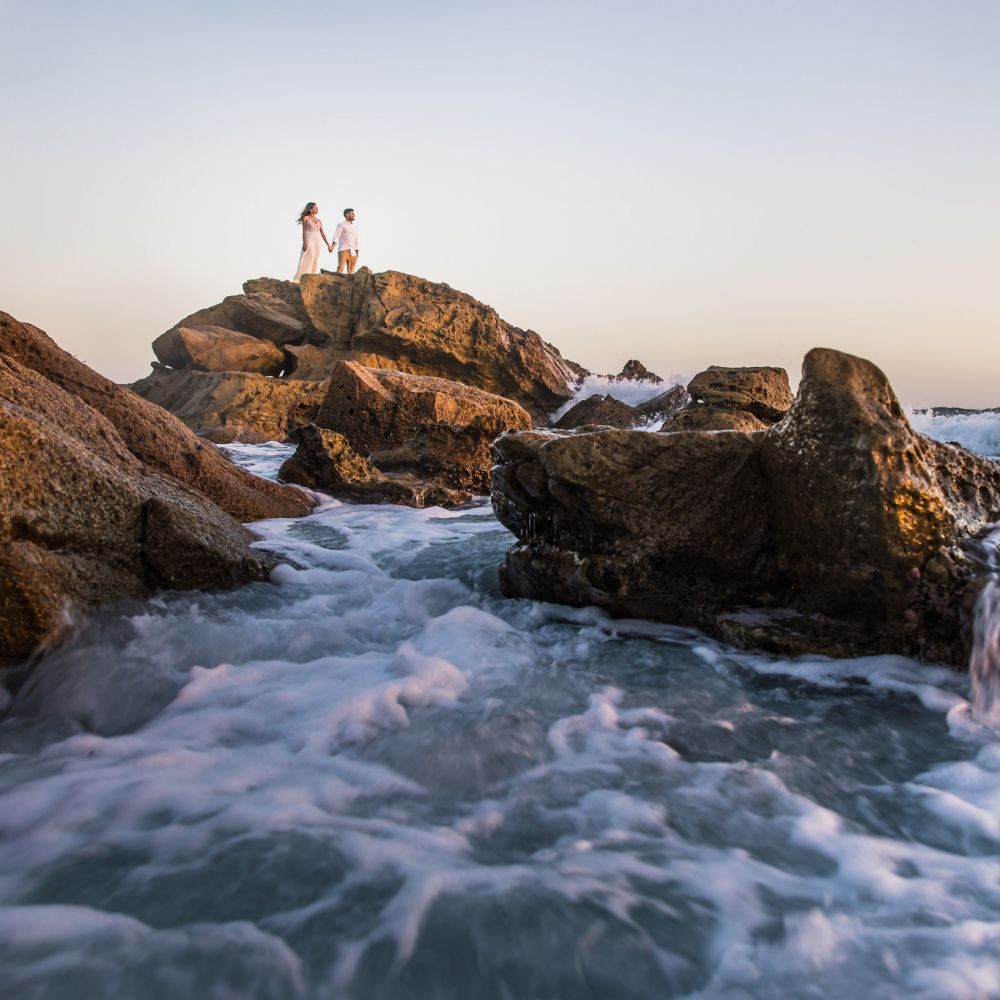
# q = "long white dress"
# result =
<box><xmin>293</xmin><ymin>218</ymin><xmax>324</xmax><ymax>282</ymax></box>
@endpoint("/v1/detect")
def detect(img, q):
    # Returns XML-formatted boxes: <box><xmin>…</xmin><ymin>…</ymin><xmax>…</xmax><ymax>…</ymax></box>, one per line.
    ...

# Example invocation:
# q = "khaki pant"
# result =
<box><xmin>337</xmin><ymin>250</ymin><xmax>359</xmax><ymax>274</ymax></box>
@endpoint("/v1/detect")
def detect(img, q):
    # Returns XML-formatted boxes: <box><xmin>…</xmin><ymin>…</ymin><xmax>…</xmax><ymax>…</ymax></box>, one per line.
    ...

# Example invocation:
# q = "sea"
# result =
<box><xmin>0</xmin><ymin>393</ymin><xmax>998</xmax><ymax>999</ymax></box>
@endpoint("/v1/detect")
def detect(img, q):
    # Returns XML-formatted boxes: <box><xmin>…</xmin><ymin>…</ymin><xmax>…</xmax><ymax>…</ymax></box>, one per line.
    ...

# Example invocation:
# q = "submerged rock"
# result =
<box><xmin>554</xmin><ymin>394</ymin><xmax>640</xmax><ymax>430</ymax></box>
<box><xmin>315</xmin><ymin>361</ymin><xmax>531</xmax><ymax>493</ymax></box>
<box><xmin>0</xmin><ymin>313</ymin><xmax>314</xmax><ymax>664</ymax></box>
<box><xmin>279</xmin><ymin>424</ymin><xmax>470</xmax><ymax>508</ymax></box>
<box><xmin>491</xmin><ymin>347</ymin><xmax>1000</xmax><ymax>666</ymax></box>
<box><xmin>131</xmin><ymin>365</ymin><xmax>326</xmax><ymax>444</ymax></box>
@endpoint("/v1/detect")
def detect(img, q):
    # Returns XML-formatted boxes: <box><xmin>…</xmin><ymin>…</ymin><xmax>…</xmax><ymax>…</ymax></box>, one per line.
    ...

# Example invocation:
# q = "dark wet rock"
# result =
<box><xmin>554</xmin><ymin>395</ymin><xmax>640</xmax><ymax>430</ymax></box>
<box><xmin>130</xmin><ymin>365</ymin><xmax>326</xmax><ymax>444</ymax></box>
<box><xmin>491</xmin><ymin>347</ymin><xmax>1000</xmax><ymax>666</ymax></box>
<box><xmin>152</xmin><ymin>326</ymin><xmax>285</xmax><ymax>376</ymax></box>
<box><xmin>279</xmin><ymin>424</ymin><xmax>471</xmax><ymax>508</ymax></box>
<box><xmin>315</xmin><ymin>361</ymin><xmax>531</xmax><ymax>492</ymax></box>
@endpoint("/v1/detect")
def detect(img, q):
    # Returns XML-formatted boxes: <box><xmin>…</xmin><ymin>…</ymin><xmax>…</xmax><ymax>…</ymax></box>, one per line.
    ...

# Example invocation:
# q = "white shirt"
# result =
<box><xmin>333</xmin><ymin>220</ymin><xmax>360</xmax><ymax>254</ymax></box>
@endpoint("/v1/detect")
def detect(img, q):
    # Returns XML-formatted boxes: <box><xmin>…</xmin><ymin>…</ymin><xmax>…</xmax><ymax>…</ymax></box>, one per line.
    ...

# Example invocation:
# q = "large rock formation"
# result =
<box><xmin>659</xmin><ymin>365</ymin><xmax>793</xmax><ymax>433</ymax></box>
<box><xmin>312</xmin><ymin>361</ymin><xmax>531</xmax><ymax>492</ymax></box>
<box><xmin>131</xmin><ymin>365</ymin><xmax>327</xmax><ymax>444</ymax></box>
<box><xmin>133</xmin><ymin>270</ymin><xmax>586</xmax><ymax>434</ymax></box>
<box><xmin>0</xmin><ymin>313</ymin><xmax>313</xmax><ymax>665</ymax></box>
<box><xmin>1</xmin><ymin>314</ymin><xmax>310</xmax><ymax>522</ymax></box>
<box><xmin>491</xmin><ymin>348</ymin><xmax>1000</xmax><ymax>666</ymax></box>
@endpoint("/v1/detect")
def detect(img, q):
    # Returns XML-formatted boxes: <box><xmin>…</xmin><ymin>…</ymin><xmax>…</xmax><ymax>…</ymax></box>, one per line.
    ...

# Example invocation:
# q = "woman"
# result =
<box><xmin>293</xmin><ymin>202</ymin><xmax>332</xmax><ymax>282</ymax></box>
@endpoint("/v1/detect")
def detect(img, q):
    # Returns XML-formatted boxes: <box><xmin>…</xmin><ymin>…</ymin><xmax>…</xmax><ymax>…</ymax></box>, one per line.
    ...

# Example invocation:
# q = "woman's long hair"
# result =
<box><xmin>297</xmin><ymin>202</ymin><xmax>317</xmax><ymax>225</ymax></box>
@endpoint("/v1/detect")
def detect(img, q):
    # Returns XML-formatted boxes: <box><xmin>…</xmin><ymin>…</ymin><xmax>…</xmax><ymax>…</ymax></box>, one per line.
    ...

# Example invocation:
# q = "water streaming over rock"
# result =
<box><xmin>970</xmin><ymin>528</ymin><xmax>1000</xmax><ymax>727</ymax></box>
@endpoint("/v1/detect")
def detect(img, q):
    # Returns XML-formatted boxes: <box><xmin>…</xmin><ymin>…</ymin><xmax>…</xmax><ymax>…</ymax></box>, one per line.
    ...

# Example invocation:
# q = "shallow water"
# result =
<box><xmin>1</xmin><ymin>442</ymin><xmax>999</xmax><ymax>999</ymax></box>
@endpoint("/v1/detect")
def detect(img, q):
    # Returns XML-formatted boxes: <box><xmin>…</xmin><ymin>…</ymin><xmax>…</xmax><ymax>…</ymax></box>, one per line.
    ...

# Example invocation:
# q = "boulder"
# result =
<box><xmin>315</xmin><ymin>361</ymin><xmax>531</xmax><ymax>492</ymax></box>
<box><xmin>610</xmin><ymin>360</ymin><xmax>663</xmax><ymax>383</ymax></box>
<box><xmin>130</xmin><ymin>365</ymin><xmax>327</xmax><ymax>444</ymax></box>
<box><xmin>152</xmin><ymin>326</ymin><xmax>285</xmax><ymax>375</ymax></box>
<box><xmin>686</xmin><ymin>365</ymin><xmax>793</xmax><ymax>422</ymax></box>
<box><xmin>657</xmin><ymin>365</ymin><xmax>792</xmax><ymax>433</ymax></box>
<box><xmin>491</xmin><ymin>347</ymin><xmax>1000</xmax><ymax>666</ymax></box>
<box><xmin>635</xmin><ymin>384</ymin><xmax>691</xmax><ymax>424</ymax></box>
<box><xmin>172</xmin><ymin>290</ymin><xmax>311</xmax><ymax>346</ymax></box>
<box><xmin>554</xmin><ymin>394</ymin><xmax>640</xmax><ymax>430</ymax></box>
<box><xmin>282</xmin><ymin>343</ymin><xmax>341</xmax><ymax>381</ymax></box>
<box><xmin>1</xmin><ymin>312</ymin><xmax>311</xmax><ymax>522</ymax></box>
<box><xmin>278</xmin><ymin>425</ymin><xmax>470</xmax><ymax>508</ymax></box>
<box><xmin>0</xmin><ymin>351</ymin><xmax>280</xmax><ymax>665</ymax></box>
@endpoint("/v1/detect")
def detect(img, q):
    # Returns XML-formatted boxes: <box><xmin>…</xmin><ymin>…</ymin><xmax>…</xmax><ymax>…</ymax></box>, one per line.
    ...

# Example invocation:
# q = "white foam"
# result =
<box><xmin>908</xmin><ymin>407</ymin><xmax>1000</xmax><ymax>458</ymax></box>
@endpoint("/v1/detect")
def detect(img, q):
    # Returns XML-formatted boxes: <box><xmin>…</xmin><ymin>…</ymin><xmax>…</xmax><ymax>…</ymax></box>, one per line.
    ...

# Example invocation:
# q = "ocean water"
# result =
<box><xmin>0</xmin><ymin>420</ymin><xmax>999</xmax><ymax>1000</ymax></box>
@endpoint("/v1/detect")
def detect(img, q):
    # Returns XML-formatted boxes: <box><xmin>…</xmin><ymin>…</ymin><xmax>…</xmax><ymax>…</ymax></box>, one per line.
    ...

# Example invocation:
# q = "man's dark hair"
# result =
<box><xmin>343</xmin><ymin>208</ymin><xmax>353</xmax><ymax>217</ymax></box>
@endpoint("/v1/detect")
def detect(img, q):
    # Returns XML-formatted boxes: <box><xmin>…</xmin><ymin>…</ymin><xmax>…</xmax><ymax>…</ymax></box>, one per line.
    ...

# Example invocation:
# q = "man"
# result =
<box><xmin>331</xmin><ymin>208</ymin><xmax>360</xmax><ymax>274</ymax></box>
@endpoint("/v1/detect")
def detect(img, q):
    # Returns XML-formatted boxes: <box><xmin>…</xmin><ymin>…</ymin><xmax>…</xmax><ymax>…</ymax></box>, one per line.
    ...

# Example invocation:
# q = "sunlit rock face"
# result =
<box><xmin>492</xmin><ymin>348</ymin><xmax>1000</xmax><ymax>665</ymax></box>
<box><xmin>0</xmin><ymin>312</ymin><xmax>311</xmax><ymax>664</ymax></box>
<box><xmin>134</xmin><ymin>269</ymin><xmax>586</xmax><ymax>426</ymax></box>
<box><xmin>312</xmin><ymin>360</ymin><xmax>531</xmax><ymax>494</ymax></box>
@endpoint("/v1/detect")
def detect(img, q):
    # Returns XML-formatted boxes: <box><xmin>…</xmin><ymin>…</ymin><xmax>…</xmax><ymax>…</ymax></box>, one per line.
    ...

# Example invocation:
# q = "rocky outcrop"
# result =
<box><xmin>1</xmin><ymin>314</ymin><xmax>310</xmax><ymax>521</ymax></box>
<box><xmin>152</xmin><ymin>326</ymin><xmax>285</xmax><ymax>376</ymax></box>
<box><xmin>144</xmin><ymin>270</ymin><xmax>585</xmax><ymax>423</ymax></box>
<box><xmin>659</xmin><ymin>365</ymin><xmax>792</xmax><ymax>433</ymax></box>
<box><xmin>554</xmin><ymin>394</ymin><xmax>640</xmax><ymax>430</ymax></box>
<box><xmin>314</xmin><ymin>361</ymin><xmax>531</xmax><ymax>492</ymax></box>
<box><xmin>609</xmin><ymin>360</ymin><xmax>663</xmax><ymax>383</ymax></box>
<box><xmin>0</xmin><ymin>313</ymin><xmax>317</xmax><ymax>665</ymax></box>
<box><xmin>131</xmin><ymin>365</ymin><xmax>327</xmax><ymax>444</ymax></box>
<box><xmin>491</xmin><ymin>348</ymin><xmax>1000</xmax><ymax>665</ymax></box>
<box><xmin>635</xmin><ymin>384</ymin><xmax>691</xmax><ymax>424</ymax></box>
<box><xmin>279</xmin><ymin>425</ymin><xmax>470</xmax><ymax>508</ymax></box>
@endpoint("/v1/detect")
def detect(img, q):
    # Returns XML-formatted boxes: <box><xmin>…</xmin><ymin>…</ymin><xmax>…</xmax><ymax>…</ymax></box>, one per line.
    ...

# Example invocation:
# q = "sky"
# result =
<box><xmin>1</xmin><ymin>0</ymin><xmax>998</xmax><ymax>406</ymax></box>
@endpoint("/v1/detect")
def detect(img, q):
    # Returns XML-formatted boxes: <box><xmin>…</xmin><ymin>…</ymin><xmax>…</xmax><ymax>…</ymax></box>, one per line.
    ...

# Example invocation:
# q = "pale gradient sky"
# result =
<box><xmin>2</xmin><ymin>0</ymin><xmax>998</xmax><ymax>406</ymax></box>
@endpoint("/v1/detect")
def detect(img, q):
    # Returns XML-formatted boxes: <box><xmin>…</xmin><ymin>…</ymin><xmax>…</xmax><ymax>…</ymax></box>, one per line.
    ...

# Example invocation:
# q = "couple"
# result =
<box><xmin>293</xmin><ymin>204</ymin><xmax>359</xmax><ymax>282</ymax></box>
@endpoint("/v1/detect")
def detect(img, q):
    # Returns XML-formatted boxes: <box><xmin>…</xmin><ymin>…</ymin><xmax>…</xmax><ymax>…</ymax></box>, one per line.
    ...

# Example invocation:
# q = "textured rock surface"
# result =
<box><xmin>0</xmin><ymin>344</ymin><xmax>288</xmax><ymax>665</ymax></box>
<box><xmin>554</xmin><ymin>394</ymin><xmax>640</xmax><ymax>430</ymax></box>
<box><xmin>315</xmin><ymin>361</ymin><xmax>531</xmax><ymax>492</ymax></box>
<box><xmin>279</xmin><ymin>425</ymin><xmax>470</xmax><ymax>508</ymax></box>
<box><xmin>686</xmin><ymin>365</ymin><xmax>794</xmax><ymax>421</ymax></box>
<box><xmin>152</xmin><ymin>326</ymin><xmax>285</xmax><ymax>376</ymax></box>
<box><xmin>659</xmin><ymin>365</ymin><xmax>792</xmax><ymax>433</ymax></box>
<box><xmin>152</xmin><ymin>269</ymin><xmax>585</xmax><ymax>421</ymax></box>
<box><xmin>1</xmin><ymin>313</ymin><xmax>311</xmax><ymax>521</ymax></box>
<box><xmin>610</xmin><ymin>360</ymin><xmax>663</xmax><ymax>383</ymax></box>
<box><xmin>492</xmin><ymin>348</ymin><xmax>1000</xmax><ymax>665</ymax></box>
<box><xmin>131</xmin><ymin>365</ymin><xmax>326</xmax><ymax>444</ymax></box>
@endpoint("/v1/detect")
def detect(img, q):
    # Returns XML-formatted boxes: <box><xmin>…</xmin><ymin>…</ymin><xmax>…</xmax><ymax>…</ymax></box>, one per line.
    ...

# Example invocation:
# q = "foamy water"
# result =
<box><xmin>1</xmin><ymin>441</ymin><xmax>999</xmax><ymax>999</ymax></box>
<box><xmin>908</xmin><ymin>408</ymin><xmax>1000</xmax><ymax>458</ymax></box>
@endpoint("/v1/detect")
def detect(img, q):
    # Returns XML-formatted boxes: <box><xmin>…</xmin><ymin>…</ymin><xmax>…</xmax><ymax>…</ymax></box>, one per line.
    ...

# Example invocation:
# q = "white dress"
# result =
<box><xmin>293</xmin><ymin>218</ymin><xmax>324</xmax><ymax>282</ymax></box>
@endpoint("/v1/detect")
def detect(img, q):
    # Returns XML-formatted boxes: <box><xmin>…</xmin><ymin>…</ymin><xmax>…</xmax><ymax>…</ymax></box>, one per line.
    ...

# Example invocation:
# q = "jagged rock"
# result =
<box><xmin>315</xmin><ymin>361</ymin><xmax>531</xmax><ymax>492</ymax></box>
<box><xmin>1</xmin><ymin>313</ymin><xmax>310</xmax><ymax>521</ymax></box>
<box><xmin>635</xmin><ymin>384</ymin><xmax>691</xmax><ymax>424</ymax></box>
<box><xmin>152</xmin><ymin>326</ymin><xmax>285</xmax><ymax>376</ymax></box>
<box><xmin>687</xmin><ymin>365</ymin><xmax>793</xmax><ymax>421</ymax></box>
<box><xmin>491</xmin><ymin>347</ymin><xmax>1000</xmax><ymax>666</ymax></box>
<box><xmin>0</xmin><ymin>347</ymin><xmax>284</xmax><ymax>665</ymax></box>
<box><xmin>160</xmin><ymin>270</ymin><xmax>584</xmax><ymax>420</ymax></box>
<box><xmin>610</xmin><ymin>360</ymin><xmax>663</xmax><ymax>383</ymax></box>
<box><xmin>279</xmin><ymin>425</ymin><xmax>470</xmax><ymax>508</ymax></box>
<box><xmin>172</xmin><ymin>290</ymin><xmax>310</xmax><ymax>346</ymax></box>
<box><xmin>130</xmin><ymin>365</ymin><xmax>326</xmax><ymax>444</ymax></box>
<box><xmin>554</xmin><ymin>394</ymin><xmax>640</xmax><ymax>430</ymax></box>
